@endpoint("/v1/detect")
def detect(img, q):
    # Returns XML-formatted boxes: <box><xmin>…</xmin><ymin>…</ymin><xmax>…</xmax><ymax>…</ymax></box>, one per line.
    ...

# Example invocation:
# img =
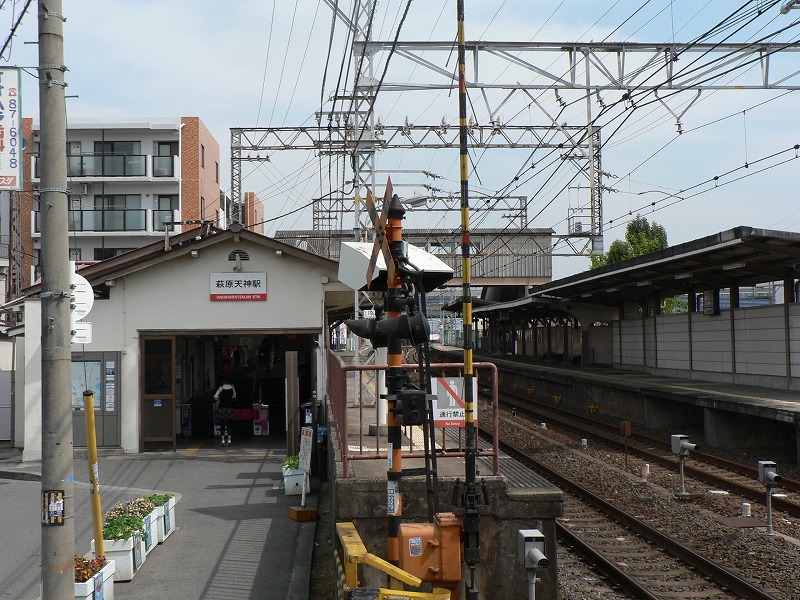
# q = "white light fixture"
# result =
<box><xmin>275</xmin><ymin>250</ymin><xmax>283</xmax><ymax>258</ymax></box>
<box><xmin>104</xmin><ymin>279</ymin><xmax>116</xmax><ymax>287</ymax></box>
<box><xmin>605</xmin><ymin>287</ymin><xmax>619</xmax><ymax>293</ymax></box>
<box><xmin>674</xmin><ymin>272</ymin><xmax>693</xmax><ymax>280</ymax></box>
<box><xmin>722</xmin><ymin>262</ymin><xmax>745</xmax><ymax>271</ymax></box>
<box><xmin>190</xmin><ymin>250</ymin><xmax>199</xmax><ymax>258</ymax></box>
<box><xmin>581</xmin><ymin>292</ymin><xmax>592</xmax><ymax>298</ymax></box>
<box><xmin>636</xmin><ymin>280</ymin><xmax>652</xmax><ymax>286</ymax></box>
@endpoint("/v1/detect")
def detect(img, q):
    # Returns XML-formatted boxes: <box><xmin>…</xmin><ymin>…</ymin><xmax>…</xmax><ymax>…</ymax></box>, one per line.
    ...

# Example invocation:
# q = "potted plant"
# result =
<box><xmin>143</xmin><ymin>493</ymin><xmax>176</xmax><ymax>543</ymax></box>
<box><xmin>105</xmin><ymin>497</ymin><xmax>158</xmax><ymax>556</ymax></box>
<box><xmin>92</xmin><ymin>505</ymin><xmax>149</xmax><ymax>582</ymax></box>
<box><xmin>282</xmin><ymin>455</ymin><xmax>308</xmax><ymax>496</ymax></box>
<box><xmin>74</xmin><ymin>554</ymin><xmax>115</xmax><ymax>600</ymax></box>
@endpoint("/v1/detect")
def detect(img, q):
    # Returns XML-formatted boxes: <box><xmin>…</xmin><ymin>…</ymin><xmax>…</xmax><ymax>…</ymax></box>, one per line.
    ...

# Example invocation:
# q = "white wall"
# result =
<box><xmin>611</xmin><ymin>303</ymin><xmax>799</xmax><ymax>389</ymax></box>
<box><xmin>20</xmin><ymin>238</ymin><xmax>341</xmax><ymax>455</ymax></box>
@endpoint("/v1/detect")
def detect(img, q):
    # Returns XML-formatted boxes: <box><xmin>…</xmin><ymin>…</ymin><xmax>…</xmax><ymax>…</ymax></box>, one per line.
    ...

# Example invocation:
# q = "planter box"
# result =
<box><xmin>282</xmin><ymin>467</ymin><xmax>309</xmax><ymax>496</ymax></box>
<box><xmin>143</xmin><ymin>509</ymin><xmax>158</xmax><ymax>555</ymax></box>
<box><xmin>74</xmin><ymin>559</ymin><xmax>115</xmax><ymax>600</ymax></box>
<box><xmin>156</xmin><ymin>496</ymin><xmax>176</xmax><ymax>543</ymax></box>
<box><xmin>92</xmin><ymin>534</ymin><xmax>145</xmax><ymax>582</ymax></box>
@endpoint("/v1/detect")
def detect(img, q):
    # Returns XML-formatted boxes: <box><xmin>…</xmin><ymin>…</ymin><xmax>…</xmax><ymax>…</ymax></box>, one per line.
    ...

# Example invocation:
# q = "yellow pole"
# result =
<box><xmin>83</xmin><ymin>390</ymin><xmax>104</xmax><ymax>557</ymax></box>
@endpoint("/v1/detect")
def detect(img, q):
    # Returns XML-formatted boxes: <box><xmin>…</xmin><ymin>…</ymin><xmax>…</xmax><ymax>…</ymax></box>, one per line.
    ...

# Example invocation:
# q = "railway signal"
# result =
<box><xmin>671</xmin><ymin>434</ymin><xmax>699</xmax><ymax>497</ymax></box>
<box><xmin>757</xmin><ymin>460</ymin><xmax>781</xmax><ymax>535</ymax></box>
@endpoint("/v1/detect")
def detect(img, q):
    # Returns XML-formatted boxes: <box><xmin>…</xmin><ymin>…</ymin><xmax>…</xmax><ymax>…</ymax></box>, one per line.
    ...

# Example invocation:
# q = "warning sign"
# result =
<box><xmin>431</xmin><ymin>377</ymin><xmax>478</xmax><ymax>428</ymax></box>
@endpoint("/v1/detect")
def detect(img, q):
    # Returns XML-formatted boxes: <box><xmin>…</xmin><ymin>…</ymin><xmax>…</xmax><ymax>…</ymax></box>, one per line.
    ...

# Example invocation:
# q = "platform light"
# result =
<box><xmin>605</xmin><ymin>287</ymin><xmax>619</xmax><ymax>293</ymax></box>
<box><xmin>674</xmin><ymin>272</ymin><xmax>693</xmax><ymax>279</ymax></box>
<box><xmin>722</xmin><ymin>262</ymin><xmax>745</xmax><ymax>271</ymax></box>
<box><xmin>636</xmin><ymin>280</ymin><xmax>652</xmax><ymax>286</ymax></box>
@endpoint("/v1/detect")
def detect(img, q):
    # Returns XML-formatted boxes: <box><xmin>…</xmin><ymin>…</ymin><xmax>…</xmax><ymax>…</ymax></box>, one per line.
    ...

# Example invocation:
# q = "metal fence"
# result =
<box><xmin>328</xmin><ymin>350</ymin><xmax>499</xmax><ymax>478</ymax></box>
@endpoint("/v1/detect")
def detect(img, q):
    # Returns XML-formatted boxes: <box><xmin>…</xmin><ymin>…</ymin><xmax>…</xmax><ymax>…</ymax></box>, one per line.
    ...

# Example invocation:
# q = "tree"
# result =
<box><xmin>589</xmin><ymin>215</ymin><xmax>686</xmax><ymax>313</ymax></box>
<box><xmin>590</xmin><ymin>215</ymin><xmax>667</xmax><ymax>268</ymax></box>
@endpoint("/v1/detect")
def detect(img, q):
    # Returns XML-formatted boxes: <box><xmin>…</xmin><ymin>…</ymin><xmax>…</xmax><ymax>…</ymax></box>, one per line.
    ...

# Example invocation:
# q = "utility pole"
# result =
<box><xmin>38</xmin><ymin>1</ymin><xmax>74</xmax><ymax>597</ymax></box>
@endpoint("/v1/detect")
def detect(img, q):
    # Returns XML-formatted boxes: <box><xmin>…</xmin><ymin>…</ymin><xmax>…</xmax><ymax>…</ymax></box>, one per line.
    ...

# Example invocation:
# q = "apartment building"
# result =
<box><xmin>19</xmin><ymin>117</ymin><xmax>224</xmax><ymax>288</ymax></box>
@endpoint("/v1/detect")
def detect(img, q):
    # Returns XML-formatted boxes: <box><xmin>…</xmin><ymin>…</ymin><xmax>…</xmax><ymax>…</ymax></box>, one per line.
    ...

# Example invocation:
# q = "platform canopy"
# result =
<box><xmin>529</xmin><ymin>227</ymin><xmax>800</xmax><ymax>307</ymax></box>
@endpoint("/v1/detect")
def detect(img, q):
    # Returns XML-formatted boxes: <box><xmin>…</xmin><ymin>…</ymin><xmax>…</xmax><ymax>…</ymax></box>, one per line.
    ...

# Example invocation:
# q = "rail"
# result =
<box><xmin>328</xmin><ymin>351</ymin><xmax>499</xmax><ymax>478</ymax></box>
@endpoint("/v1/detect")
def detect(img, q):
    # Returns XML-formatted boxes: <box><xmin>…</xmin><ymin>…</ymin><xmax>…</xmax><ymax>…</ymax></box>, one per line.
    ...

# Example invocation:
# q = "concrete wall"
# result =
<box><xmin>612</xmin><ymin>303</ymin><xmax>800</xmax><ymax>390</ymax></box>
<box><xmin>331</xmin><ymin>468</ymin><xmax>562</xmax><ymax>600</ymax></box>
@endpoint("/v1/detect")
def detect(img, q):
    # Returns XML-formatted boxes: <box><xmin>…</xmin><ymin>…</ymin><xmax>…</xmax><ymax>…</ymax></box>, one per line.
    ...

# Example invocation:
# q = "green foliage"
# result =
<box><xmin>283</xmin><ymin>455</ymin><xmax>300</xmax><ymax>469</ymax></box>
<box><xmin>143</xmin><ymin>493</ymin><xmax>174</xmax><ymax>507</ymax></box>
<box><xmin>590</xmin><ymin>215</ymin><xmax>667</xmax><ymax>269</ymax></box>
<box><xmin>102</xmin><ymin>515</ymin><xmax>146</xmax><ymax>541</ymax></box>
<box><xmin>662</xmin><ymin>295</ymin><xmax>689</xmax><ymax>314</ymax></box>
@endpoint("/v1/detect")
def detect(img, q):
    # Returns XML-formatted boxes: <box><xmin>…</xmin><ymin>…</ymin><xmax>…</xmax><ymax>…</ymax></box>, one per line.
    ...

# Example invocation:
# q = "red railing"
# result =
<box><xmin>327</xmin><ymin>350</ymin><xmax>499</xmax><ymax>478</ymax></box>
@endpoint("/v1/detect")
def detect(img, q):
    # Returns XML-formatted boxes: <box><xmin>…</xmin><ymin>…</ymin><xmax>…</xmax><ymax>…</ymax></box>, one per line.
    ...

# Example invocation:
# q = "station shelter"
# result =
<box><xmin>10</xmin><ymin>225</ymin><xmax>353</xmax><ymax>460</ymax></box>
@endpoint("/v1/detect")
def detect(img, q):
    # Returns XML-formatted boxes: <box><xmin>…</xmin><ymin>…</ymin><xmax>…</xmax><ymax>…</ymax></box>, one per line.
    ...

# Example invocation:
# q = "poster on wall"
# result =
<box><xmin>71</xmin><ymin>361</ymin><xmax>102</xmax><ymax>410</ymax></box>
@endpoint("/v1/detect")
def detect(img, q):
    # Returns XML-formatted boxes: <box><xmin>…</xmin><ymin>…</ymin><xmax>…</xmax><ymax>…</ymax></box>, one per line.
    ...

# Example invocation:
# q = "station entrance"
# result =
<box><xmin>139</xmin><ymin>331</ymin><xmax>319</xmax><ymax>450</ymax></box>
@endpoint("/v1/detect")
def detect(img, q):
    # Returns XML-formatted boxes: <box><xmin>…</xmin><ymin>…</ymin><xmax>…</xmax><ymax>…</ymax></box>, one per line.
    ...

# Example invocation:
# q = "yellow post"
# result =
<box><xmin>83</xmin><ymin>390</ymin><xmax>104</xmax><ymax>557</ymax></box>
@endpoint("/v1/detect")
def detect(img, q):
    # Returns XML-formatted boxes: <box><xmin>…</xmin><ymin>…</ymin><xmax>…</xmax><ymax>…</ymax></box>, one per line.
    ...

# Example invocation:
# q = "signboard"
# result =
<box><xmin>299</xmin><ymin>426</ymin><xmax>313</xmax><ymax>473</ymax></box>
<box><xmin>209</xmin><ymin>272</ymin><xmax>267</xmax><ymax>301</ymax></box>
<box><xmin>431</xmin><ymin>377</ymin><xmax>478</xmax><ymax>428</ymax></box>
<box><xmin>0</xmin><ymin>68</ymin><xmax>21</xmax><ymax>190</ymax></box>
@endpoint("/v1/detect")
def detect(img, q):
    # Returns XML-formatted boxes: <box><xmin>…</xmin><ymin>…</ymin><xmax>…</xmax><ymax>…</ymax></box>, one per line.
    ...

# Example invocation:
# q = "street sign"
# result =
<box><xmin>299</xmin><ymin>426</ymin><xmax>313</xmax><ymax>473</ymax></box>
<box><xmin>71</xmin><ymin>322</ymin><xmax>92</xmax><ymax>345</ymax></box>
<box><xmin>431</xmin><ymin>377</ymin><xmax>478</xmax><ymax>428</ymax></box>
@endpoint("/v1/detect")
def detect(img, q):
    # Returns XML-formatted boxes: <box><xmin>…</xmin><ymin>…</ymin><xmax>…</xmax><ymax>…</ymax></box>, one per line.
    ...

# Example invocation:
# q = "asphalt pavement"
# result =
<box><xmin>0</xmin><ymin>436</ymin><xmax>318</xmax><ymax>600</ymax></box>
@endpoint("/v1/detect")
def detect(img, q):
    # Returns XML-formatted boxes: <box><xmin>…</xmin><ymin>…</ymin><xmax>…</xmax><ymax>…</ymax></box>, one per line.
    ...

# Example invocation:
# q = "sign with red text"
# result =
<box><xmin>210</xmin><ymin>273</ymin><xmax>267</xmax><ymax>301</ymax></box>
<box><xmin>0</xmin><ymin>68</ymin><xmax>22</xmax><ymax>190</ymax></box>
<box><xmin>431</xmin><ymin>377</ymin><xmax>478</xmax><ymax>428</ymax></box>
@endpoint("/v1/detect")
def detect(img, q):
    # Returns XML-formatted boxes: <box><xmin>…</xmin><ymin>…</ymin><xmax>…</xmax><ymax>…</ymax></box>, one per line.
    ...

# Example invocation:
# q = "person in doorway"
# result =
<box><xmin>214</xmin><ymin>377</ymin><xmax>237</xmax><ymax>446</ymax></box>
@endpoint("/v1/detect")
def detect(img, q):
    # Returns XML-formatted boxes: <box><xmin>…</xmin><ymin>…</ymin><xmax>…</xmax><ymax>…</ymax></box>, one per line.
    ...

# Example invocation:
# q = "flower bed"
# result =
<box><xmin>75</xmin><ymin>555</ymin><xmax>115</xmax><ymax>599</ymax></box>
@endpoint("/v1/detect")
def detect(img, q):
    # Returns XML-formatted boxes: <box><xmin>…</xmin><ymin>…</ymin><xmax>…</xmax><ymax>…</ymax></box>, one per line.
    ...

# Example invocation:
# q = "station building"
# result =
<box><xmin>9</xmin><ymin>225</ymin><xmax>351</xmax><ymax>460</ymax></box>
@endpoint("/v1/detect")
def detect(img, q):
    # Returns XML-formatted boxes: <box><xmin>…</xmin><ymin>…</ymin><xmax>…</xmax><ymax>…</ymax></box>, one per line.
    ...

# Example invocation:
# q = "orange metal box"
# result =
<box><xmin>398</xmin><ymin>512</ymin><xmax>462</xmax><ymax>583</ymax></box>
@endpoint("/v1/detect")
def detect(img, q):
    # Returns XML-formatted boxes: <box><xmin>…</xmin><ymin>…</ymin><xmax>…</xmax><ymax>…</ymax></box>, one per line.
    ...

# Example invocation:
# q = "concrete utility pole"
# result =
<box><xmin>38</xmin><ymin>1</ymin><xmax>74</xmax><ymax>597</ymax></box>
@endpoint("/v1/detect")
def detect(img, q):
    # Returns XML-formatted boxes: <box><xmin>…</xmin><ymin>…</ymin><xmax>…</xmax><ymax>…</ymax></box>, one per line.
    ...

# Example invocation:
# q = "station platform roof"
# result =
<box><xmin>529</xmin><ymin>227</ymin><xmax>800</xmax><ymax>308</ymax></box>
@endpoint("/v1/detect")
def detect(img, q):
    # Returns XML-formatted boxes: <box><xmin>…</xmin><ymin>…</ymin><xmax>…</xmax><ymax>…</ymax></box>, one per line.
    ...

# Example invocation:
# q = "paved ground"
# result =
<box><xmin>0</xmin><ymin>436</ymin><xmax>318</xmax><ymax>600</ymax></box>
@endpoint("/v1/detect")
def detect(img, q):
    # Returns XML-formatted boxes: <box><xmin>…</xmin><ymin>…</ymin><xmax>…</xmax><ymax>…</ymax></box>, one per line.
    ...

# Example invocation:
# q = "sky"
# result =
<box><xmin>4</xmin><ymin>0</ymin><xmax>800</xmax><ymax>278</ymax></box>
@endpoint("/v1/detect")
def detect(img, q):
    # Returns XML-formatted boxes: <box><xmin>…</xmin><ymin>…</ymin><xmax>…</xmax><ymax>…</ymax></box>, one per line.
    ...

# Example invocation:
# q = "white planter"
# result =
<box><xmin>92</xmin><ymin>534</ymin><xmax>145</xmax><ymax>582</ymax></box>
<box><xmin>156</xmin><ymin>496</ymin><xmax>176</xmax><ymax>543</ymax></box>
<box><xmin>282</xmin><ymin>467</ymin><xmax>309</xmax><ymax>496</ymax></box>
<box><xmin>74</xmin><ymin>559</ymin><xmax>115</xmax><ymax>600</ymax></box>
<box><xmin>143</xmin><ymin>509</ymin><xmax>158</xmax><ymax>555</ymax></box>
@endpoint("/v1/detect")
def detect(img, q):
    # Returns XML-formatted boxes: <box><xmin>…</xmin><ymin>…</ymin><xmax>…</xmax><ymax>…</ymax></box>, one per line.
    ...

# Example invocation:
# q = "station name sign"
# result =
<box><xmin>209</xmin><ymin>273</ymin><xmax>267</xmax><ymax>301</ymax></box>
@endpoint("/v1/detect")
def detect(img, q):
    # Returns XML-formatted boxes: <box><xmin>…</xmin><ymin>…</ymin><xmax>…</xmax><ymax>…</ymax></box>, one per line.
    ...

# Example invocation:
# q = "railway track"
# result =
<box><xmin>489</xmin><ymin>385</ymin><xmax>800</xmax><ymax>519</ymax></box>
<box><xmin>480</xmin><ymin>424</ymin><xmax>783</xmax><ymax>599</ymax></box>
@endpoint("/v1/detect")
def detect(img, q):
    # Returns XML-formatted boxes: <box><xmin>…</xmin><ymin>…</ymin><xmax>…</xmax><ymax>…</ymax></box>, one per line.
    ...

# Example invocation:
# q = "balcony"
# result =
<box><xmin>67</xmin><ymin>155</ymin><xmax>147</xmax><ymax>177</ymax></box>
<box><xmin>32</xmin><ymin>209</ymin><xmax>180</xmax><ymax>235</ymax></box>
<box><xmin>33</xmin><ymin>154</ymin><xmax>179</xmax><ymax>178</ymax></box>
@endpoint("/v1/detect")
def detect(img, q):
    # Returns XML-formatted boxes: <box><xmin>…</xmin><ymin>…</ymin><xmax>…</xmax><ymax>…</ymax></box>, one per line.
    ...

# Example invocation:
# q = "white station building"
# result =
<box><xmin>10</xmin><ymin>225</ymin><xmax>353</xmax><ymax>460</ymax></box>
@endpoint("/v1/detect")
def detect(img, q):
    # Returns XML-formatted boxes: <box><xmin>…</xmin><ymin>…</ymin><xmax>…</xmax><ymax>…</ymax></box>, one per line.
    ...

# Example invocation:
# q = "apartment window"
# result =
<box><xmin>215</xmin><ymin>161</ymin><xmax>219</xmax><ymax>183</ymax></box>
<box><xmin>154</xmin><ymin>194</ymin><xmax>179</xmax><ymax>230</ymax></box>
<box><xmin>153</xmin><ymin>141</ymin><xmax>178</xmax><ymax>177</ymax></box>
<box><xmin>86</xmin><ymin>141</ymin><xmax>144</xmax><ymax>176</ymax></box>
<box><xmin>200</xmin><ymin>196</ymin><xmax>206</xmax><ymax>219</ymax></box>
<box><xmin>201</xmin><ymin>144</ymin><xmax>205</xmax><ymax>168</ymax></box>
<box><xmin>93</xmin><ymin>194</ymin><xmax>143</xmax><ymax>231</ymax></box>
<box><xmin>94</xmin><ymin>141</ymin><xmax>141</xmax><ymax>155</ymax></box>
<box><xmin>94</xmin><ymin>248</ymin><xmax>133</xmax><ymax>260</ymax></box>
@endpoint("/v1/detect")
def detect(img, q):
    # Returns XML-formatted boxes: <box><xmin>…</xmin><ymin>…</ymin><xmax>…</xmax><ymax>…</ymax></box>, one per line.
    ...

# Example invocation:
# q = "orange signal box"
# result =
<box><xmin>398</xmin><ymin>512</ymin><xmax>463</xmax><ymax>584</ymax></box>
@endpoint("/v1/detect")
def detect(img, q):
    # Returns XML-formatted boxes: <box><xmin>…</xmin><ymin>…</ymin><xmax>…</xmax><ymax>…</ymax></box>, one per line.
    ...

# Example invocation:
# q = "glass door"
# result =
<box><xmin>140</xmin><ymin>336</ymin><xmax>176</xmax><ymax>451</ymax></box>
